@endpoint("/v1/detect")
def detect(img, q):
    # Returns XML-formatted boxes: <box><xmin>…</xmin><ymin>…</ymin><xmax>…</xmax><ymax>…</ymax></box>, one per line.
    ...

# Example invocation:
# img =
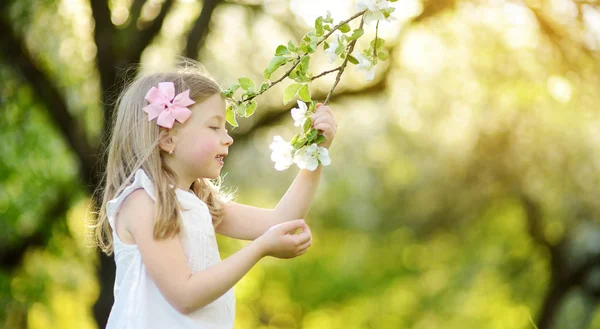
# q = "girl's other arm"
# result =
<box><xmin>121</xmin><ymin>190</ymin><xmax>311</xmax><ymax>315</ymax></box>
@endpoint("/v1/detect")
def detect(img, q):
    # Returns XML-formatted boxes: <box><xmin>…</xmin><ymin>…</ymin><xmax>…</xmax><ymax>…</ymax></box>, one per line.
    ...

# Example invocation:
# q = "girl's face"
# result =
<box><xmin>169</xmin><ymin>93</ymin><xmax>233</xmax><ymax>183</ymax></box>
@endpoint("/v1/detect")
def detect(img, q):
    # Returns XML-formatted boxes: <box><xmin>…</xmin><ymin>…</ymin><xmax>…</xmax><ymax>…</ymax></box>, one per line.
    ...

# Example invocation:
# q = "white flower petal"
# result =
<box><xmin>297</xmin><ymin>100</ymin><xmax>307</xmax><ymax>111</ymax></box>
<box><xmin>318</xmin><ymin>148</ymin><xmax>331</xmax><ymax>166</ymax></box>
<box><xmin>305</xmin><ymin>158</ymin><xmax>319</xmax><ymax>171</ymax></box>
<box><xmin>365</xmin><ymin>67</ymin><xmax>376</xmax><ymax>81</ymax></box>
<box><xmin>355</xmin><ymin>0</ymin><xmax>369</xmax><ymax>11</ymax></box>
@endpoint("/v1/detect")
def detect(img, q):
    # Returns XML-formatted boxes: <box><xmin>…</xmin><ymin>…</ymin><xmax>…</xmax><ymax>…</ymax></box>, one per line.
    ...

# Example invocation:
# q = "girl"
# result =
<box><xmin>92</xmin><ymin>63</ymin><xmax>337</xmax><ymax>329</ymax></box>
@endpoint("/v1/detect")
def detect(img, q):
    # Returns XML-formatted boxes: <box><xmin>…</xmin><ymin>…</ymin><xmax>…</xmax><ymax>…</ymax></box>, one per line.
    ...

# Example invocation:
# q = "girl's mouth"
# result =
<box><xmin>215</xmin><ymin>154</ymin><xmax>226</xmax><ymax>166</ymax></box>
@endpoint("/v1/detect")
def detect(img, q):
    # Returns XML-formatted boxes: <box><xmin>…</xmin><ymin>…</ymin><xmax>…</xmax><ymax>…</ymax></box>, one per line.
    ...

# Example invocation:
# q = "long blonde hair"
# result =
<box><xmin>92</xmin><ymin>63</ymin><xmax>231</xmax><ymax>256</ymax></box>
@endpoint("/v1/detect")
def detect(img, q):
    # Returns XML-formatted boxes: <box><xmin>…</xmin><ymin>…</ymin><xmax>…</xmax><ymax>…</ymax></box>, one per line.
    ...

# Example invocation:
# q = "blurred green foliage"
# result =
<box><xmin>2</xmin><ymin>0</ymin><xmax>600</xmax><ymax>329</ymax></box>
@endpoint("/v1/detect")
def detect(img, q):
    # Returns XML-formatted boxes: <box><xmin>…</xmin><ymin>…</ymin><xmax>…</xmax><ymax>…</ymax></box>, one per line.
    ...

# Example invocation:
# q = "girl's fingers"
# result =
<box><xmin>314</xmin><ymin>123</ymin><xmax>332</xmax><ymax>132</ymax></box>
<box><xmin>312</xmin><ymin>116</ymin><xmax>336</xmax><ymax>128</ymax></box>
<box><xmin>297</xmin><ymin>239</ymin><xmax>312</xmax><ymax>251</ymax></box>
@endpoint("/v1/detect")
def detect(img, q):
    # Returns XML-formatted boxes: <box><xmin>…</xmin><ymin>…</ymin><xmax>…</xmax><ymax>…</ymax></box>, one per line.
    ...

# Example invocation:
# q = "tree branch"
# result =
<box><xmin>90</xmin><ymin>0</ymin><xmax>117</xmax><ymax>95</ymax></box>
<box><xmin>324</xmin><ymin>16</ymin><xmax>364</xmax><ymax>104</ymax></box>
<box><xmin>229</xmin><ymin>69</ymin><xmax>389</xmax><ymax>144</ymax></box>
<box><xmin>126</xmin><ymin>0</ymin><xmax>176</xmax><ymax>64</ymax></box>
<box><xmin>185</xmin><ymin>0</ymin><xmax>221</xmax><ymax>59</ymax></box>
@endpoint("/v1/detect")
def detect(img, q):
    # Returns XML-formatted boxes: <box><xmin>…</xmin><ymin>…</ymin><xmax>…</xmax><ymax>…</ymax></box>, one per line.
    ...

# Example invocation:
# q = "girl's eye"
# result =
<box><xmin>210</xmin><ymin>127</ymin><xmax>219</xmax><ymax>130</ymax></box>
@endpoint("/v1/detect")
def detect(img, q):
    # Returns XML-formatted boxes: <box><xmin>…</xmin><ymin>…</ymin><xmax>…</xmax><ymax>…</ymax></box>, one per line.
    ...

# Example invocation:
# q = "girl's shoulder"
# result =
<box><xmin>117</xmin><ymin>188</ymin><xmax>156</xmax><ymax>241</ymax></box>
<box><xmin>106</xmin><ymin>169</ymin><xmax>157</xmax><ymax>229</ymax></box>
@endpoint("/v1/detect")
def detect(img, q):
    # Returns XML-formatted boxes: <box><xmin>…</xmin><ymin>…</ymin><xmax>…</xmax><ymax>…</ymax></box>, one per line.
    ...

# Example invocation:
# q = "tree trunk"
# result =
<box><xmin>93</xmin><ymin>252</ymin><xmax>116</xmax><ymax>328</ymax></box>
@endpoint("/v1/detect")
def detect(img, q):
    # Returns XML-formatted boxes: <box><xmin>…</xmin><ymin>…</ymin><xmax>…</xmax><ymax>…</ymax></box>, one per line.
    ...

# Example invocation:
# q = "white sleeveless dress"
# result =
<box><xmin>105</xmin><ymin>169</ymin><xmax>235</xmax><ymax>329</ymax></box>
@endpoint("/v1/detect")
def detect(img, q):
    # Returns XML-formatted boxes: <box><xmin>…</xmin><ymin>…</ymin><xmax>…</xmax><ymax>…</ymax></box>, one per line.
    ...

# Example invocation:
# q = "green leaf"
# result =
<box><xmin>339</xmin><ymin>23</ymin><xmax>351</xmax><ymax>33</ymax></box>
<box><xmin>287</xmin><ymin>41</ymin><xmax>297</xmax><ymax>52</ymax></box>
<box><xmin>290</xmin><ymin>134</ymin><xmax>300</xmax><ymax>145</ymax></box>
<box><xmin>236</xmin><ymin>103</ymin><xmax>246</xmax><ymax>116</ymax></box>
<box><xmin>299</xmin><ymin>56</ymin><xmax>310</xmax><ymax>75</ymax></box>
<box><xmin>324</xmin><ymin>11</ymin><xmax>333</xmax><ymax>23</ymax></box>
<box><xmin>222</xmin><ymin>84</ymin><xmax>240</xmax><ymax>97</ymax></box>
<box><xmin>246</xmin><ymin>100</ymin><xmax>257</xmax><ymax>117</ymax></box>
<box><xmin>260</xmin><ymin>82</ymin><xmax>270</xmax><ymax>93</ymax></box>
<box><xmin>347</xmin><ymin>55</ymin><xmax>359</xmax><ymax>65</ymax></box>
<box><xmin>377</xmin><ymin>50</ymin><xmax>389</xmax><ymax>61</ymax></box>
<box><xmin>293</xmin><ymin>137</ymin><xmax>307</xmax><ymax>149</ymax></box>
<box><xmin>370</xmin><ymin>38</ymin><xmax>385</xmax><ymax>49</ymax></box>
<box><xmin>315</xmin><ymin>16</ymin><xmax>324</xmax><ymax>36</ymax></box>
<box><xmin>298</xmin><ymin>85</ymin><xmax>311</xmax><ymax>102</ymax></box>
<box><xmin>307</xmin><ymin>129</ymin><xmax>318</xmax><ymax>142</ymax></box>
<box><xmin>303</xmin><ymin>116</ymin><xmax>312</xmax><ymax>132</ymax></box>
<box><xmin>263</xmin><ymin>68</ymin><xmax>271</xmax><ymax>80</ymax></box>
<box><xmin>284</xmin><ymin>83</ymin><xmax>303</xmax><ymax>104</ymax></box>
<box><xmin>226</xmin><ymin>105</ymin><xmax>238</xmax><ymax>127</ymax></box>
<box><xmin>238</xmin><ymin>78</ymin><xmax>255</xmax><ymax>92</ymax></box>
<box><xmin>314</xmin><ymin>134</ymin><xmax>326</xmax><ymax>144</ymax></box>
<box><xmin>267</xmin><ymin>56</ymin><xmax>288</xmax><ymax>75</ymax></box>
<box><xmin>348</xmin><ymin>28</ymin><xmax>364</xmax><ymax>41</ymax></box>
<box><xmin>275</xmin><ymin>45</ymin><xmax>290</xmax><ymax>56</ymax></box>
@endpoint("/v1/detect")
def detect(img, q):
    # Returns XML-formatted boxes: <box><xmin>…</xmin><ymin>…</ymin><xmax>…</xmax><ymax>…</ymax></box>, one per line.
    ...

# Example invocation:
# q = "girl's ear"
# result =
<box><xmin>158</xmin><ymin>132</ymin><xmax>179</xmax><ymax>154</ymax></box>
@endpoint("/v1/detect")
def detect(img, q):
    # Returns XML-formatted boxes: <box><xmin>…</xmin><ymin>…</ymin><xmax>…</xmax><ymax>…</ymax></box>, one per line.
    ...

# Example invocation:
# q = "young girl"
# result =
<box><xmin>92</xmin><ymin>64</ymin><xmax>337</xmax><ymax>329</ymax></box>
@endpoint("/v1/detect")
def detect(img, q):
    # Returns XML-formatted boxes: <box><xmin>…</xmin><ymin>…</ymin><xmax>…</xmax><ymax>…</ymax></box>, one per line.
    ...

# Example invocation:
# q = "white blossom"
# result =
<box><xmin>291</xmin><ymin>100</ymin><xmax>310</xmax><ymax>127</ymax></box>
<box><xmin>325</xmin><ymin>33</ymin><xmax>342</xmax><ymax>64</ymax></box>
<box><xmin>270</xmin><ymin>136</ymin><xmax>294</xmax><ymax>171</ymax></box>
<box><xmin>293</xmin><ymin>143</ymin><xmax>331</xmax><ymax>171</ymax></box>
<box><xmin>355</xmin><ymin>0</ymin><xmax>396</xmax><ymax>24</ymax></box>
<box><xmin>354</xmin><ymin>52</ymin><xmax>376</xmax><ymax>81</ymax></box>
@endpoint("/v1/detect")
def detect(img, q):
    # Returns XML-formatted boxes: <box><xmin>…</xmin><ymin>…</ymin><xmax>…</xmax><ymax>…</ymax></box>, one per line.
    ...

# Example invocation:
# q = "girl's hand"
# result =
<box><xmin>312</xmin><ymin>104</ymin><xmax>337</xmax><ymax>149</ymax></box>
<box><xmin>255</xmin><ymin>219</ymin><xmax>312</xmax><ymax>259</ymax></box>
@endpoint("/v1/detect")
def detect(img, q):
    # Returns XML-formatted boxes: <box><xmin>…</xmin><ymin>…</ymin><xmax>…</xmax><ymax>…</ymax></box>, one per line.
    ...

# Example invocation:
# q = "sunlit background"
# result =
<box><xmin>2</xmin><ymin>0</ymin><xmax>600</xmax><ymax>328</ymax></box>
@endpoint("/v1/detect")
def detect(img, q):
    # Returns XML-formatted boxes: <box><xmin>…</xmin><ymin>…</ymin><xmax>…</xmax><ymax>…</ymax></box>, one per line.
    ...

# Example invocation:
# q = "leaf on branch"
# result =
<box><xmin>348</xmin><ymin>28</ymin><xmax>364</xmax><ymax>41</ymax></box>
<box><xmin>298</xmin><ymin>84</ymin><xmax>311</xmax><ymax>102</ymax></box>
<box><xmin>290</xmin><ymin>133</ymin><xmax>300</xmax><ymax>145</ymax></box>
<box><xmin>314</xmin><ymin>135</ymin><xmax>326</xmax><ymax>144</ymax></box>
<box><xmin>303</xmin><ymin>116</ymin><xmax>312</xmax><ymax>132</ymax></box>
<box><xmin>339</xmin><ymin>23</ymin><xmax>351</xmax><ymax>33</ymax></box>
<box><xmin>288</xmin><ymin>41</ymin><xmax>297</xmax><ymax>53</ymax></box>
<box><xmin>260</xmin><ymin>82</ymin><xmax>270</xmax><ymax>93</ymax></box>
<box><xmin>266</xmin><ymin>56</ymin><xmax>288</xmax><ymax>77</ymax></box>
<box><xmin>315</xmin><ymin>16</ymin><xmax>324</xmax><ymax>36</ymax></box>
<box><xmin>226</xmin><ymin>105</ymin><xmax>238</xmax><ymax>127</ymax></box>
<box><xmin>293</xmin><ymin>137</ymin><xmax>307</xmax><ymax>149</ymax></box>
<box><xmin>222</xmin><ymin>84</ymin><xmax>240</xmax><ymax>98</ymax></box>
<box><xmin>246</xmin><ymin>100</ymin><xmax>258</xmax><ymax>117</ymax></box>
<box><xmin>275</xmin><ymin>45</ymin><xmax>290</xmax><ymax>56</ymax></box>
<box><xmin>238</xmin><ymin>78</ymin><xmax>255</xmax><ymax>92</ymax></box>
<box><xmin>347</xmin><ymin>55</ymin><xmax>359</xmax><ymax>65</ymax></box>
<box><xmin>284</xmin><ymin>83</ymin><xmax>303</xmax><ymax>104</ymax></box>
<box><xmin>307</xmin><ymin>128</ymin><xmax>318</xmax><ymax>142</ymax></box>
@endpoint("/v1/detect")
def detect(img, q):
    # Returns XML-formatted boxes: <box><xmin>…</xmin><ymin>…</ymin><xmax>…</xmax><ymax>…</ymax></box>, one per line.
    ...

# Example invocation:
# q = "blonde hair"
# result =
<box><xmin>92</xmin><ymin>62</ymin><xmax>231</xmax><ymax>256</ymax></box>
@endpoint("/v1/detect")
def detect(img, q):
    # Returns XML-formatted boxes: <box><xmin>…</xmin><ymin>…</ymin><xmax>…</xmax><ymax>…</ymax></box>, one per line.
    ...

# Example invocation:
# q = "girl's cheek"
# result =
<box><xmin>189</xmin><ymin>142</ymin><xmax>216</xmax><ymax>161</ymax></box>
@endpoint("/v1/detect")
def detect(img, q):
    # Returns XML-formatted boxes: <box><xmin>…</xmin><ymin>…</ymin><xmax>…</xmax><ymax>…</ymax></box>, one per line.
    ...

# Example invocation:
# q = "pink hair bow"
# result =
<box><xmin>143</xmin><ymin>82</ymin><xmax>195</xmax><ymax>128</ymax></box>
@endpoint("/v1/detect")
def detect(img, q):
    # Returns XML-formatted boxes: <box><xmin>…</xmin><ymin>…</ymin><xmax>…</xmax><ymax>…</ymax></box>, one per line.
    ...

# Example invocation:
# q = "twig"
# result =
<box><xmin>230</xmin><ymin>10</ymin><xmax>368</xmax><ymax>106</ymax></box>
<box><xmin>374</xmin><ymin>20</ymin><xmax>379</xmax><ymax>58</ymax></box>
<box><xmin>241</xmin><ymin>56</ymin><xmax>303</xmax><ymax>103</ymax></box>
<box><xmin>311</xmin><ymin>66</ymin><xmax>342</xmax><ymax>80</ymax></box>
<box><xmin>323</xmin><ymin>16</ymin><xmax>365</xmax><ymax>105</ymax></box>
<box><xmin>316</xmin><ymin>10</ymin><xmax>367</xmax><ymax>49</ymax></box>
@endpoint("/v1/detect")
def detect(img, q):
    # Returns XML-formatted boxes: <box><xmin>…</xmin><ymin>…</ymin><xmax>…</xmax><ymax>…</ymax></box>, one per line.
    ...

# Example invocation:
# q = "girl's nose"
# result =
<box><xmin>224</xmin><ymin>132</ymin><xmax>234</xmax><ymax>146</ymax></box>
